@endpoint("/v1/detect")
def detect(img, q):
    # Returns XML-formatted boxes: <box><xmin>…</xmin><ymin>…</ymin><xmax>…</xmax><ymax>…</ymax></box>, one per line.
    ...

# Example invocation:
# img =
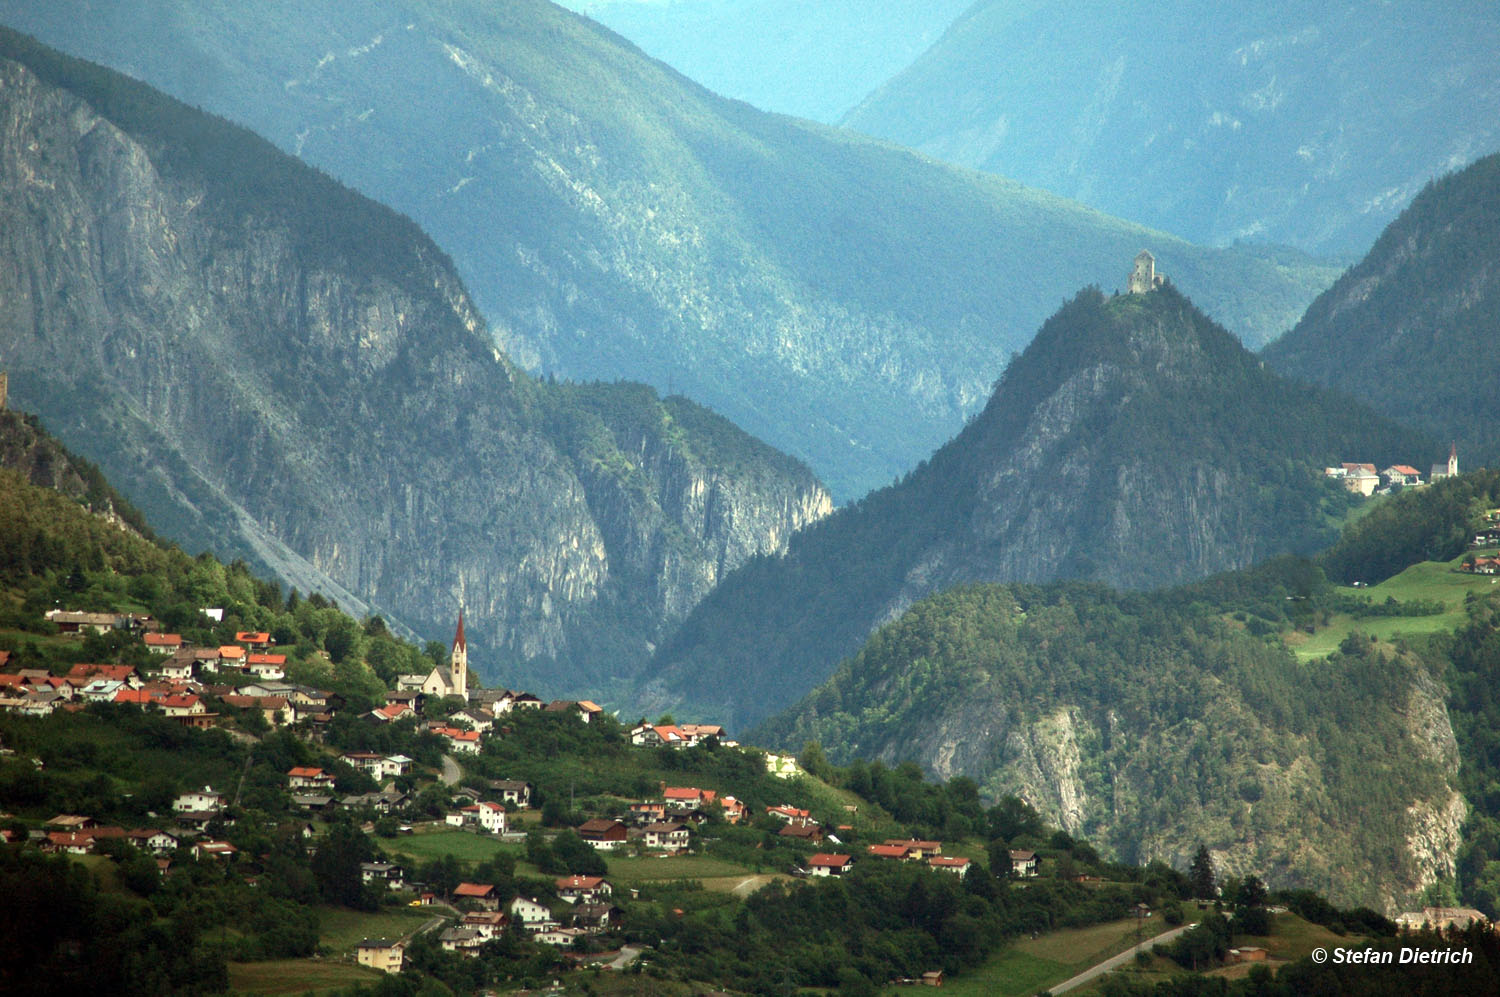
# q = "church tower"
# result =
<box><xmin>449</xmin><ymin>611</ymin><xmax>468</xmax><ymax>700</ymax></box>
<box><xmin>1448</xmin><ymin>442</ymin><xmax>1459</xmax><ymax>478</ymax></box>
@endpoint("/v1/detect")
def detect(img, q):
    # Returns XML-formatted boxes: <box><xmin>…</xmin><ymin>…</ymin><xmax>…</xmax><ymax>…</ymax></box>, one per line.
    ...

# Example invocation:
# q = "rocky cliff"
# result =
<box><xmin>0</xmin><ymin>36</ymin><xmax>828</xmax><ymax>694</ymax></box>
<box><xmin>757</xmin><ymin>582</ymin><xmax>1464</xmax><ymax>914</ymax></box>
<box><xmin>642</xmin><ymin>285</ymin><xmax>1432</xmax><ymax>730</ymax></box>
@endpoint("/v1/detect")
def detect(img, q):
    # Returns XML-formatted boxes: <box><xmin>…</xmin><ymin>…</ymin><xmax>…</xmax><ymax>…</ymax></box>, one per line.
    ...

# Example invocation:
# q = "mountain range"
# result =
<box><xmin>844</xmin><ymin>0</ymin><xmax>1500</xmax><ymax>258</ymax></box>
<box><xmin>0</xmin><ymin>27</ymin><xmax>827</xmax><ymax>696</ymax></box>
<box><xmin>639</xmin><ymin>283</ymin><xmax>1434</xmax><ymax>730</ymax></box>
<box><xmin>0</xmin><ymin>0</ymin><xmax>1341</xmax><ymax>499</ymax></box>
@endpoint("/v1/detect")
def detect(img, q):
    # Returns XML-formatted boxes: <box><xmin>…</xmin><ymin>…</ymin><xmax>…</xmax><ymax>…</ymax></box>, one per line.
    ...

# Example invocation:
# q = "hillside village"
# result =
<box><xmin>1325</xmin><ymin>444</ymin><xmax>1460</xmax><ymax>496</ymax></box>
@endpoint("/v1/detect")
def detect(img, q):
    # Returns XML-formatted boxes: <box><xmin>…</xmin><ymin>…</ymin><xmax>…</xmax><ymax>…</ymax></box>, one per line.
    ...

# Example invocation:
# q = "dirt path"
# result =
<box><xmin>1048</xmin><ymin>922</ymin><xmax>1196</xmax><ymax>994</ymax></box>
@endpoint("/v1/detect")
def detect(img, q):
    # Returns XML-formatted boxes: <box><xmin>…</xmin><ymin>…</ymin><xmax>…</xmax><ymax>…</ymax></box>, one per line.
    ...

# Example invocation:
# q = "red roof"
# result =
<box><xmin>808</xmin><ymin>853</ymin><xmax>853</xmax><ymax>868</ymax></box>
<box><xmin>556</xmin><ymin>875</ymin><xmax>605</xmax><ymax>890</ymax></box>
<box><xmin>114</xmin><ymin>688</ymin><xmax>155</xmax><ymax>705</ymax></box>
<box><xmin>234</xmin><ymin>632</ymin><xmax>271</xmax><ymax>643</ymax></box>
<box><xmin>867</xmin><ymin>844</ymin><xmax>910</xmax><ymax>859</ymax></box>
<box><xmin>287</xmin><ymin>767</ymin><xmax>325</xmax><ymax>778</ymax></box>
<box><xmin>247</xmin><ymin>653</ymin><xmax>287</xmax><ymax>665</ymax></box>
<box><xmin>67</xmin><ymin>663</ymin><xmax>135</xmax><ymax>681</ymax></box>
<box><xmin>144</xmin><ymin>633</ymin><xmax>182</xmax><ymax>647</ymax></box>
<box><xmin>453</xmin><ymin>882</ymin><xmax>495</xmax><ymax>898</ymax></box>
<box><xmin>160</xmin><ymin>695</ymin><xmax>201</xmax><ymax>709</ymax></box>
<box><xmin>217</xmin><ymin>646</ymin><xmax>245</xmax><ymax>660</ymax></box>
<box><xmin>928</xmin><ymin>856</ymin><xmax>971</xmax><ymax>868</ymax></box>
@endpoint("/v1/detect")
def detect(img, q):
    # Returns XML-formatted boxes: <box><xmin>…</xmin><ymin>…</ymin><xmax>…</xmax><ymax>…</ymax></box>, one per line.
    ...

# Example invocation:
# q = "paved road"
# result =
<box><xmin>440</xmin><ymin>753</ymin><xmax>462</xmax><ymax>786</ymax></box>
<box><xmin>1048</xmin><ymin>922</ymin><xmax>1196</xmax><ymax>995</ymax></box>
<box><xmin>606</xmin><ymin>945</ymin><xmax>642</xmax><ymax>970</ymax></box>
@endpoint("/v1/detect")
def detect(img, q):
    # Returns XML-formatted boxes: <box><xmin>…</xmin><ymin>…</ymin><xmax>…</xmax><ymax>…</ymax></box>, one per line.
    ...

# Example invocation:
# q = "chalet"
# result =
<box><xmin>806</xmin><ymin>853</ymin><xmax>853</xmax><ymax>877</ymax></box>
<box><xmin>534</xmin><ymin>927</ymin><xmax>583</xmax><ymax>947</ymax></box>
<box><xmin>867</xmin><ymin>843</ymin><xmax>913</xmax><ymax>861</ymax></box>
<box><xmin>578</xmin><ymin>818</ymin><xmax>629</xmax><ymax>850</ymax></box>
<box><xmin>629</xmin><ymin>723</ymin><xmax>665</xmax><ymax>747</ymax></box>
<box><xmin>719</xmin><ymin>796</ymin><xmax>747</xmax><ymax>824</ymax></box>
<box><xmin>342</xmin><ymin>789</ymin><xmax>408</xmax><ymax>814</ymax></box>
<box><xmin>642</xmin><ymin>821</ymin><xmax>690</xmax><ymax>851</ymax></box>
<box><xmin>451</xmin><ymin>708</ymin><xmax>494</xmax><ymax>733</ymax></box>
<box><xmin>572</xmin><ymin>902</ymin><xmax>618</xmax><ymax>933</ymax></box>
<box><xmin>663</xmin><ymin>786</ymin><xmax>717</xmax><ymax>811</ymax></box>
<box><xmin>159</xmin><ymin>694</ymin><xmax>207</xmax><ymax>717</ymax></box>
<box><xmin>439</xmin><ymin>926</ymin><xmax>484</xmax><ymax>957</ymax></box>
<box><xmin>766</xmin><ymin>804</ymin><xmax>813</xmax><ymax>826</ymax></box>
<box><xmin>233</xmin><ymin>631</ymin><xmax>273</xmax><ymax>650</ymax></box>
<box><xmin>462</xmin><ymin>910</ymin><xmax>508</xmax><ymax>940</ymax></box>
<box><xmin>1381</xmin><ymin>465</ymin><xmax>1423</xmax><ymax>488</ymax></box>
<box><xmin>630</xmin><ymin>801</ymin><xmax>666</xmax><ymax>824</ymax></box>
<box><xmin>173</xmin><ymin>787</ymin><xmax>225</xmax><ymax>813</ymax></box>
<box><xmin>509</xmin><ymin>895</ymin><xmax>556</xmax><ymax>930</ymax></box>
<box><xmin>1009</xmin><ymin>849</ymin><xmax>1039</xmax><ymax>878</ymax></box>
<box><xmin>143</xmin><ymin>633</ymin><xmax>183</xmax><ymax>654</ymax></box>
<box><xmin>446</xmin><ymin>802</ymin><xmax>507</xmax><ymax>834</ymax></box>
<box><xmin>45</xmin><ymin>610</ymin><xmax>122</xmax><ymax>634</ymax></box>
<box><xmin>370</xmin><ymin>703</ymin><xmax>415</xmax><ymax>723</ymax></box>
<box><xmin>46</xmin><ymin>831</ymin><xmax>95</xmax><ymax>854</ymax></box>
<box><xmin>433</xmin><ymin>726</ymin><xmax>481</xmax><ymax>754</ymax></box>
<box><xmin>453</xmin><ymin>882</ymin><xmax>500</xmax><ymax>910</ymax></box>
<box><xmin>287</xmin><ymin>767</ymin><xmax>336</xmax><ymax>791</ymax></box>
<box><xmin>245</xmin><ymin>654</ymin><xmax>287</xmax><ymax>680</ymax></box>
<box><xmin>356</xmin><ymin>939</ymin><xmax>404</xmax><ymax>974</ymax></box>
<box><xmin>555</xmin><ymin>875</ymin><xmax>612</xmax><ymax>904</ymax></box>
<box><xmin>510</xmin><ymin>692</ymin><xmax>543</xmax><ymax>710</ymax></box>
<box><xmin>216</xmin><ymin>646</ymin><xmax>246</xmax><ymax>669</ymax></box>
<box><xmin>488</xmin><ymin>779</ymin><xmax>532</xmax><ymax>808</ymax></box>
<box><xmin>160</xmin><ymin>657</ymin><xmax>196</xmax><ymax>682</ymax></box>
<box><xmin>291</xmin><ymin>794</ymin><xmax>337</xmax><ymax>813</ymax></box>
<box><xmin>928</xmin><ymin>856</ymin><xmax>972</xmax><ymax>878</ymax></box>
<box><xmin>134</xmin><ymin>829</ymin><xmax>181</xmax><ymax>853</ymax></box>
<box><xmin>360</xmin><ymin>862</ymin><xmax>406</xmax><ymax>891</ymax></box>
<box><xmin>886</xmin><ymin>839</ymin><xmax>942</xmax><ymax>859</ymax></box>
<box><xmin>779</xmin><ymin>823</ymin><xmax>824</xmax><ymax>844</ymax></box>
<box><xmin>46</xmin><ymin>815</ymin><xmax>97</xmax><ymax>833</ymax></box>
<box><xmin>676</xmin><ymin>723</ymin><xmax>724</xmax><ymax>745</ymax></box>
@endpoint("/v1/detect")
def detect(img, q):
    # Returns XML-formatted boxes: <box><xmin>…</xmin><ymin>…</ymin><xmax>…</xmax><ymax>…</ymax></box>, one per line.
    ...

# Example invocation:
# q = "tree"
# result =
<box><xmin>1189</xmin><ymin>844</ymin><xmax>1217</xmax><ymax>900</ymax></box>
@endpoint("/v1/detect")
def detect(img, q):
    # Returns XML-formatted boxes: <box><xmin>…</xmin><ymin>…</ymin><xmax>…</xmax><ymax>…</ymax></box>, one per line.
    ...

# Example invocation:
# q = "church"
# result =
<box><xmin>403</xmin><ymin>612</ymin><xmax>470</xmax><ymax>700</ymax></box>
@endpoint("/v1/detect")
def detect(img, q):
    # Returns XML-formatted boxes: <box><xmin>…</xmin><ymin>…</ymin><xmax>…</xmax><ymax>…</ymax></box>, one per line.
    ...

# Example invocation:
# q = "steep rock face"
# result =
<box><xmin>760</xmin><ymin>583</ymin><xmax>1464</xmax><ymax>913</ymax></box>
<box><xmin>0</xmin><ymin>46</ymin><xmax>828</xmax><ymax>692</ymax></box>
<box><xmin>643</xmin><ymin>286</ymin><xmax>1431</xmax><ymax>729</ymax></box>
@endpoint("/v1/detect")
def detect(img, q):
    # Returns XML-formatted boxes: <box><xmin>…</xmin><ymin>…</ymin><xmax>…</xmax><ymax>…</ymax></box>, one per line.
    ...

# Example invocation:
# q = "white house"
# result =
<box><xmin>173</xmin><ymin>787</ymin><xmax>225</xmax><ymax>813</ymax></box>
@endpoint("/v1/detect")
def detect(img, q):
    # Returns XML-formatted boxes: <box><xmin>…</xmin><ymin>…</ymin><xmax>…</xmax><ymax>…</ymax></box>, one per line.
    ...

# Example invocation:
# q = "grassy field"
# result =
<box><xmin>1285</xmin><ymin>557</ymin><xmax>1496</xmax><ymax>660</ymax></box>
<box><xmin>315</xmin><ymin>905</ymin><xmax>435</xmax><ymax>954</ymax></box>
<box><xmin>381</xmin><ymin>828</ymin><xmax>515</xmax><ymax>864</ymax></box>
<box><xmin>602</xmin><ymin>853</ymin><xmax>757</xmax><ymax>884</ymax></box>
<box><xmin>227</xmin><ymin>960</ymin><xmax>382</xmax><ymax>995</ymax></box>
<box><xmin>940</xmin><ymin>916</ymin><xmax>1190</xmax><ymax>997</ymax></box>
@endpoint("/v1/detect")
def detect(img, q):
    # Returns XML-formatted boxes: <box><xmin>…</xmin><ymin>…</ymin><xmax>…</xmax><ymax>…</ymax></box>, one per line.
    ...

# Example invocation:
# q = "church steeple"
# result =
<box><xmin>449</xmin><ymin>610</ymin><xmax>468</xmax><ymax>700</ymax></box>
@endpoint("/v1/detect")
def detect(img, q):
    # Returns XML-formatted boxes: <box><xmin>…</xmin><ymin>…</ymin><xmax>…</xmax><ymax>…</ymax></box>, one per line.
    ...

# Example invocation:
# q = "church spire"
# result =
<box><xmin>453</xmin><ymin>609</ymin><xmax>467</xmax><ymax>652</ymax></box>
<box><xmin>449</xmin><ymin>609</ymin><xmax>468</xmax><ymax>700</ymax></box>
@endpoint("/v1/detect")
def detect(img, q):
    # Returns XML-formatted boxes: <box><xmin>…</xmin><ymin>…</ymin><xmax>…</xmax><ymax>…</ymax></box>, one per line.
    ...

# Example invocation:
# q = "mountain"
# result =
<box><xmin>843</xmin><ymin>0</ymin><xmax>1500</xmax><ymax>258</ymax></box>
<box><xmin>0</xmin><ymin>0</ymin><xmax>1340</xmax><ymax>499</ymax></box>
<box><xmin>753</xmin><ymin>579</ymin><xmax>1464</xmax><ymax>914</ymax></box>
<box><xmin>0</xmin><ymin>28</ymin><xmax>828</xmax><ymax>696</ymax></box>
<box><xmin>1262</xmin><ymin>152</ymin><xmax>1500</xmax><ymax>464</ymax></box>
<box><xmin>638</xmin><ymin>283</ymin><xmax>1435</xmax><ymax>730</ymax></box>
<box><xmin>553</xmin><ymin>0</ymin><xmax>974</xmax><ymax>122</ymax></box>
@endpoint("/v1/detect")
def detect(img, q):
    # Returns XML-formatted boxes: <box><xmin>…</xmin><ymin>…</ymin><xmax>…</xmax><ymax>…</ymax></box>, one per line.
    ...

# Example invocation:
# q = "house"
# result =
<box><xmin>447</xmin><ymin>802</ymin><xmax>506</xmax><ymax>834</ymax></box>
<box><xmin>766</xmin><ymin>804</ymin><xmax>813</xmax><ymax>826</ymax></box>
<box><xmin>867</xmin><ymin>843</ymin><xmax>913</xmax><ymax>861</ymax></box>
<box><xmin>143</xmin><ymin>633</ymin><xmax>183</xmax><ymax>655</ymax></box>
<box><xmin>46</xmin><ymin>831</ymin><xmax>96</xmax><ymax>854</ymax></box>
<box><xmin>509</xmin><ymin>895</ymin><xmax>556</xmax><ymax>930</ymax></box>
<box><xmin>453</xmin><ymin>882</ymin><xmax>500</xmax><ymax>910</ymax></box>
<box><xmin>461</xmin><ymin>910</ymin><xmax>508</xmax><ymax>940</ymax></box>
<box><xmin>160</xmin><ymin>657</ymin><xmax>197</xmax><ymax>682</ymax></box>
<box><xmin>356</xmin><ymin>939</ymin><xmax>404</xmax><ymax>974</ymax></box>
<box><xmin>719</xmin><ymin>796</ymin><xmax>747</xmax><ymax>824</ymax></box>
<box><xmin>1395</xmin><ymin>907</ymin><xmax>1488</xmax><ymax>932</ymax></box>
<box><xmin>78</xmin><ymin>679</ymin><xmax>127</xmax><ymax>703</ymax></box>
<box><xmin>663</xmin><ymin>786</ymin><xmax>716</xmax><ymax>811</ymax></box>
<box><xmin>291</xmin><ymin>794</ymin><xmax>337</xmax><ymax>813</ymax></box>
<box><xmin>245</xmin><ymin>653</ymin><xmax>286</xmax><ymax>680</ymax></box>
<box><xmin>173</xmin><ymin>787</ymin><xmax>225</xmax><ymax>813</ymax></box>
<box><xmin>543</xmin><ymin>699</ymin><xmax>603</xmax><ymax>724</ymax></box>
<box><xmin>216</xmin><ymin>646</ymin><xmax>246</xmax><ymax>670</ymax></box>
<box><xmin>360</xmin><ymin>862</ymin><xmax>406</xmax><ymax>891</ymax></box>
<box><xmin>369</xmin><ymin>702</ymin><xmax>414</xmax><ymax>723</ymax></box>
<box><xmin>287</xmin><ymin>767</ymin><xmax>336</xmax><ymax>791</ymax></box>
<box><xmin>534</xmin><ymin>927</ymin><xmax>584</xmax><ymax>947</ymax></box>
<box><xmin>578</xmin><ymin>818</ymin><xmax>629</xmax><ymax>850</ymax></box>
<box><xmin>489</xmin><ymin>779</ymin><xmax>532</xmax><ymax>808</ymax></box>
<box><xmin>555</xmin><ymin>875</ymin><xmax>612</xmax><ymax>904</ymax></box>
<box><xmin>233</xmin><ymin>631</ymin><xmax>273</xmax><ymax>650</ymax></box>
<box><xmin>431</xmin><ymin>726</ymin><xmax>481</xmax><ymax>754</ymax></box>
<box><xmin>45</xmin><ymin>610</ymin><xmax>122</xmax><ymax>634</ymax></box>
<box><xmin>1381</xmin><ymin>465</ymin><xmax>1423</xmax><ymax>488</ymax></box>
<box><xmin>194</xmin><ymin>840</ymin><xmax>237</xmax><ymax>861</ymax></box>
<box><xmin>676</xmin><ymin>723</ymin><xmax>724</xmax><ymax>745</ymax></box>
<box><xmin>159</xmin><ymin>694</ymin><xmax>207</xmax><ymax>717</ymax></box>
<box><xmin>630</xmin><ymin>801</ymin><xmax>666</xmax><ymax>824</ymax></box>
<box><xmin>886</xmin><ymin>839</ymin><xmax>942</xmax><ymax>859</ymax></box>
<box><xmin>380</xmin><ymin>754</ymin><xmax>414</xmax><ymax>779</ymax></box>
<box><xmin>778</xmin><ymin>823</ymin><xmax>824</xmax><ymax>844</ymax></box>
<box><xmin>928</xmin><ymin>856</ymin><xmax>971</xmax><ymax>878</ymax></box>
<box><xmin>642</xmin><ymin>822</ymin><xmax>690</xmax><ymax>851</ymax></box>
<box><xmin>806</xmin><ymin>853</ymin><xmax>853</xmax><ymax>877</ymax></box>
<box><xmin>439</xmin><ymin>926</ymin><xmax>485</xmax><ymax>957</ymax></box>
<box><xmin>572</xmin><ymin>902</ymin><xmax>618</xmax><ymax>934</ymax></box>
<box><xmin>1009</xmin><ymin>849</ymin><xmax>1039</xmax><ymax>877</ymax></box>
<box><xmin>451</xmin><ymin>708</ymin><xmax>494</xmax><ymax>733</ymax></box>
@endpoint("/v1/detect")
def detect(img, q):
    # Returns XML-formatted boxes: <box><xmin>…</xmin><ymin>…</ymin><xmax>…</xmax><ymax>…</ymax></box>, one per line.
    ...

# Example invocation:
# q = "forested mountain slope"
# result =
<box><xmin>639</xmin><ymin>284</ymin><xmax>1434</xmax><ymax>730</ymax></box>
<box><xmin>844</xmin><ymin>0</ymin><xmax>1500</xmax><ymax>258</ymax></box>
<box><xmin>0</xmin><ymin>29</ymin><xmax>827</xmax><ymax>696</ymax></box>
<box><xmin>1262</xmin><ymin>153</ymin><xmax>1500</xmax><ymax>465</ymax></box>
<box><xmin>0</xmin><ymin>0</ymin><xmax>1339</xmax><ymax>497</ymax></box>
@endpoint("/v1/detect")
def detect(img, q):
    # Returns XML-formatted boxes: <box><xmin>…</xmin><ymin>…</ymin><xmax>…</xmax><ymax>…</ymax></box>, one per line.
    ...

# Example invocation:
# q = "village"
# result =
<box><xmin>1324</xmin><ymin>443</ymin><xmax>1461</xmax><ymax>497</ymax></box>
<box><xmin>0</xmin><ymin>609</ymin><xmax>1027</xmax><ymax>979</ymax></box>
